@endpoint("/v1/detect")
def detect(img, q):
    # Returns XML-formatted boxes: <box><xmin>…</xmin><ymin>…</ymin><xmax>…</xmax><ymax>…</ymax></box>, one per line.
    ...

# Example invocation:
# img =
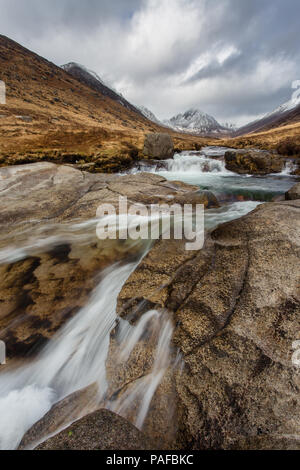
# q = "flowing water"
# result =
<box><xmin>135</xmin><ymin>146</ymin><xmax>297</xmax><ymax>228</ymax></box>
<box><xmin>0</xmin><ymin>147</ymin><xmax>297</xmax><ymax>449</ymax></box>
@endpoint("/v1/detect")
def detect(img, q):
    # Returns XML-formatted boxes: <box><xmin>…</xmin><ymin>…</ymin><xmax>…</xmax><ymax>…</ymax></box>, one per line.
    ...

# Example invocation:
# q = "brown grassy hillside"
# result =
<box><xmin>222</xmin><ymin>121</ymin><xmax>300</xmax><ymax>157</ymax></box>
<box><xmin>0</xmin><ymin>35</ymin><xmax>212</xmax><ymax>170</ymax></box>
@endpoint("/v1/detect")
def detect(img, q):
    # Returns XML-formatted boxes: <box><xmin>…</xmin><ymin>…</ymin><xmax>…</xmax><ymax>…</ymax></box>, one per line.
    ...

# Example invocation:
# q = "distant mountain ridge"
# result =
<box><xmin>165</xmin><ymin>108</ymin><xmax>232</xmax><ymax>136</ymax></box>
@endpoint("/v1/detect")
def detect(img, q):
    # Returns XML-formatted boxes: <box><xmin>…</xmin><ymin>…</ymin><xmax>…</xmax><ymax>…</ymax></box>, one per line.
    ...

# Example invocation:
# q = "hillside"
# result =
<box><xmin>0</xmin><ymin>35</ymin><xmax>211</xmax><ymax>170</ymax></box>
<box><xmin>222</xmin><ymin>91</ymin><xmax>300</xmax><ymax>156</ymax></box>
<box><xmin>61</xmin><ymin>62</ymin><xmax>142</xmax><ymax>116</ymax></box>
<box><xmin>235</xmin><ymin>93</ymin><xmax>300</xmax><ymax>137</ymax></box>
<box><xmin>222</xmin><ymin>121</ymin><xmax>300</xmax><ymax>158</ymax></box>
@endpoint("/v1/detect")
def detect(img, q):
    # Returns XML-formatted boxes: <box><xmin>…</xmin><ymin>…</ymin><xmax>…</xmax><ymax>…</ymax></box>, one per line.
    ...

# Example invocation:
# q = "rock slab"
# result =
<box><xmin>116</xmin><ymin>200</ymin><xmax>300</xmax><ymax>450</ymax></box>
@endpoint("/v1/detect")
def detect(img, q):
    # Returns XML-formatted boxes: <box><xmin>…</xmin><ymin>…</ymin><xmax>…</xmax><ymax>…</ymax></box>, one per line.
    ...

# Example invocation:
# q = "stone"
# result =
<box><xmin>285</xmin><ymin>182</ymin><xmax>300</xmax><ymax>200</ymax></box>
<box><xmin>0</xmin><ymin>163</ymin><xmax>206</xmax><ymax>361</ymax></box>
<box><xmin>172</xmin><ymin>190</ymin><xmax>220</xmax><ymax>209</ymax></box>
<box><xmin>225</xmin><ymin>149</ymin><xmax>284</xmax><ymax>175</ymax></box>
<box><xmin>35</xmin><ymin>409</ymin><xmax>151</xmax><ymax>450</ymax></box>
<box><xmin>116</xmin><ymin>200</ymin><xmax>300</xmax><ymax>450</ymax></box>
<box><xmin>19</xmin><ymin>383</ymin><xmax>99</xmax><ymax>450</ymax></box>
<box><xmin>143</xmin><ymin>133</ymin><xmax>174</xmax><ymax>160</ymax></box>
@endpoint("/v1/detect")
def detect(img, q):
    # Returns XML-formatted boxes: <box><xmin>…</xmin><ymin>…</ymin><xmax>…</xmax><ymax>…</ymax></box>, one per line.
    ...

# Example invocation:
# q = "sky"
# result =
<box><xmin>0</xmin><ymin>0</ymin><xmax>299</xmax><ymax>126</ymax></box>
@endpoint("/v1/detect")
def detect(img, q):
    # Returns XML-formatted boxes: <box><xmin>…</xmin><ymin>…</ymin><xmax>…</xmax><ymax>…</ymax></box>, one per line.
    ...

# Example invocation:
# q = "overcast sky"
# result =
<box><xmin>0</xmin><ymin>0</ymin><xmax>299</xmax><ymax>125</ymax></box>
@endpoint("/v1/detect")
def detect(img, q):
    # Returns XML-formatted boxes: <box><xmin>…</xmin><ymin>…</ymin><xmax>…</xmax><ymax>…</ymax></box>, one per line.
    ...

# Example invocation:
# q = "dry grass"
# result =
<box><xmin>221</xmin><ymin>121</ymin><xmax>300</xmax><ymax>156</ymax></box>
<box><xmin>1</xmin><ymin>35</ymin><xmax>300</xmax><ymax>171</ymax></box>
<box><xmin>0</xmin><ymin>35</ymin><xmax>215</xmax><ymax>170</ymax></box>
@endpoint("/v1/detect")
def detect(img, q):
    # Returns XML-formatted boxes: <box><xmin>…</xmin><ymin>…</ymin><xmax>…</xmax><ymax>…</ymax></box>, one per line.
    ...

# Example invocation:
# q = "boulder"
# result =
<box><xmin>116</xmin><ymin>200</ymin><xmax>300</xmax><ymax>450</ymax></box>
<box><xmin>35</xmin><ymin>409</ymin><xmax>151</xmax><ymax>450</ymax></box>
<box><xmin>225</xmin><ymin>149</ymin><xmax>284</xmax><ymax>175</ymax></box>
<box><xmin>19</xmin><ymin>383</ymin><xmax>99</xmax><ymax>450</ymax></box>
<box><xmin>285</xmin><ymin>182</ymin><xmax>300</xmax><ymax>200</ymax></box>
<box><xmin>143</xmin><ymin>133</ymin><xmax>174</xmax><ymax>160</ymax></box>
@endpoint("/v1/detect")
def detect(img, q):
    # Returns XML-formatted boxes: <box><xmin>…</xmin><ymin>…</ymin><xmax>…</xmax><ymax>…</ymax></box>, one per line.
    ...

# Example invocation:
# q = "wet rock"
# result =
<box><xmin>132</xmin><ymin>159</ymin><xmax>169</xmax><ymax>172</ymax></box>
<box><xmin>0</xmin><ymin>163</ymin><xmax>206</xmax><ymax>360</ymax></box>
<box><xmin>225</xmin><ymin>149</ymin><xmax>284</xmax><ymax>175</ymax></box>
<box><xmin>285</xmin><ymin>182</ymin><xmax>300</xmax><ymax>200</ymax></box>
<box><xmin>143</xmin><ymin>133</ymin><xmax>174</xmax><ymax>160</ymax></box>
<box><xmin>19</xmin><ymin>383</ymin><xmax>99</xmax><ymax>450</ymax></box>
<box><xmin>277</xmin><ymin>137</ymin><xmax>300</xmax><ymax>157</ymax></box>
<box><xmin>173</xmin><ymin>190</ymin><xmax>220</xmax><ymax>209</ymax></box>
<box><xmin>35</xmin><ymin>409</ymin><xmax>151</xmax><ymax>450</ymax></box>
<box><xmin>117</xmin><ymin>200</ymin><xmax>300</xmax><ymax>450</ymax></box>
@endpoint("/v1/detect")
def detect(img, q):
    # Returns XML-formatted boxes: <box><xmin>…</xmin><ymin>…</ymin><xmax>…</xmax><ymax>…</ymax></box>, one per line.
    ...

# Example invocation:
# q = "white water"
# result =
<box><xmin>108</xmin><ymin>309</ymin><xmax>180</xmax><ymax>430</ymax></box>
<box><xmin>154</xmin><ymin>149</ymin><xmax>297</xmax><ymax>204</ymax></box>
<box><xmin>0</xmin><ymin>240</ymin><xmax>178</xmax><ymax>450</ymax></box>
<box><xmin>166</xmin><ymin>153</ymin><xmax>233</xmax><ymax>175</ymax></box>
<box><xmin>0</xmin><ymin>261</ymin><xmax>143</xmax><ymax>449</ymax></box>
<box><xmin>0</xmin><ymin>146</ymin><xmax>297</xmax><ymax>450</ymax></box>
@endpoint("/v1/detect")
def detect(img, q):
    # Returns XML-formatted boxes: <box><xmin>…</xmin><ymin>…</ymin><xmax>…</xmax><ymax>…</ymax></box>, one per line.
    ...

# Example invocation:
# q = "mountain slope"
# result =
<box><xmin>61</xmin><ymin>62</ymin><xmax>142</xmax><ymax>116</ymax></box>
<box><xmin>62</xmin><ymin>64</ymin><xmax>166</xmax><ymax>127</ymax></box>
<box><xmin>0</xmin><ymin>35</ymin><xmax>212</xmax><ymax>167</ymax></box>
<box><xmin>138</xmin><ymin>105</ymin><xmax>162</xmax><ymax>125</ymax></box>
<box><xmin>235</xmin><ymin>93</ymin><xmax>300</xmax><ymax>136</ymax></box>
<box><xmin>166</xmin><ymin>108</ymin><xmax>231</xmax><ymax>136</ymax></box>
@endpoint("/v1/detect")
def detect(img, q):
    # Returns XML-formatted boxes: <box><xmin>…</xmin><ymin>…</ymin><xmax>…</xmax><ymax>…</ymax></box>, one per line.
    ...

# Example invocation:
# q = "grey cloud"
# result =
<box><xmin>0</xmin><ymin>0</ymin><xmax>299</xmax><ymax>125</ymax></box>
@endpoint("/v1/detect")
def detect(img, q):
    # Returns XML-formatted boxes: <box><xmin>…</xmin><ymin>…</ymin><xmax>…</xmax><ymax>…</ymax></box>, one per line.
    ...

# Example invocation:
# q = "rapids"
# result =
<box><xmin>0</xmin><ymin>146</ymin><xmax>297</xmax><ymax>449</ymax></box>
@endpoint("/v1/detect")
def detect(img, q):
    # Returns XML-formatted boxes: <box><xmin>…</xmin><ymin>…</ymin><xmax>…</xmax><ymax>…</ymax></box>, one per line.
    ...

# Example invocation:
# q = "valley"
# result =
<box><xmin>0</xmin><ymin>29</ymin><xmax>300</xmax><ymax>452</ymax></box>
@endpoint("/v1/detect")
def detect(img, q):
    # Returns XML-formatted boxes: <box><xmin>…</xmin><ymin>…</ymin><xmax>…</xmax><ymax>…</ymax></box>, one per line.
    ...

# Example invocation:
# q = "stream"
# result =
<box><xmin>0</xmin><ymin>147</ymin><xmax>297</xmax><ymax>449</ymax></box>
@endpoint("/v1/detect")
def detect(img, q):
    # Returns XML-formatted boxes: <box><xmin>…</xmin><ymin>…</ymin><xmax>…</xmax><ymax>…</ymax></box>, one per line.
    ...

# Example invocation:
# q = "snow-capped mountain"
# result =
<box><xmin>61</xmin><ymin>62</ymin><xmax>141</xmax><ymax>115</ymax></box>
<box><xmin>235</xmin><ymin>84</ymin><xmax>300</xmax><ymax>136</ymax></box>
<box><xmin>222</xmin><ymin>122</ymin><xmax>237</xmax><ymax>132</ymax></box>
<box><xmin>265</xmin><ymin>84</ymin><xmax>300</xmax><ymax>119</ymax></box>
<box><xmin>138</xmin><ymin>105</ymin><xmax>162</xmax><ymax>125</ymax></box>
<box><xmin>61</xmin><ymin>63</ymin><xmax>166</xmax><ymax>127</ymax></box>
<box><xmin>166</xmin><ymin>108</ymin><xmax>230</xmax><ymax>135</ymax></box>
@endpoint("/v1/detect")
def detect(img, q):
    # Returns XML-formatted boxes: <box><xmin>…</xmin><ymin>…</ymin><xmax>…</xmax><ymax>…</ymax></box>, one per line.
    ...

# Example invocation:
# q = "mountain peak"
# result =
<box><xmin>167</xmin><ymin>108</ymin><xmax>230</xmax><ymax>136</ymax></box>
<box><xmin>61</xmin><ymin>62</ymin><xmax>140</xmax><ymax>114</ymax></box>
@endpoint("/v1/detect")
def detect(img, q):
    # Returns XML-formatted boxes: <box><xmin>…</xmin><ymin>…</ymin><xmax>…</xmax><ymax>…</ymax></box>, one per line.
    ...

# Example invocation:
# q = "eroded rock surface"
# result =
<box><xmin>0</xmin><ymin>162</ymin><xmax>209</xmax><ymax>360</ymax></box>
<box><xmin>225</xmin><ymin>149</ymin><xmax>284</xmax><ymax>175</ymax></box>
<box><xmin>116</xmin><ymin>200</ymin><xmax>300</xmax><ymax>450</ymax></box>
<box><xmin>35</xmin><ymin>409</ymin><xmax>151</xmax><ymax>450</ymax></box>
<box><xmin>19</xmin><ymin>383</ymin><xmax>99</xmax><ymax>450</ymax></box>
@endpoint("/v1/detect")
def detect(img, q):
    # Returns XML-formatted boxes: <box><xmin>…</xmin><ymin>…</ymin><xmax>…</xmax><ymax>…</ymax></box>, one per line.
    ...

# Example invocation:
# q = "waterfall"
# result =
<box><xmin>107</xmin><ymin>310</ymin><xmax>180</xmax><ymax>430</ymax></box>
<box><xmin>1</xmin><ymin>145</ymin><xmax>297</xmax><ymax>450</ymax></box>
<box><xmin>0</xmin><ymin>262</ymin><xmax>136</xmax><ymax>449</ymax></box>
<box><xmin>166</xmin><ymin>152</ymin><xmax>233</xmax><ymax>175</ymax></box>
<box><xmin>280</xmin><ymin>159</ymin><xmax>298</xmax><ymax>176</ymax></box>
<box><xmin>0</xmin><ymin>243</ymin><xmax>178</xmax><ymax>450</ymax></box>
